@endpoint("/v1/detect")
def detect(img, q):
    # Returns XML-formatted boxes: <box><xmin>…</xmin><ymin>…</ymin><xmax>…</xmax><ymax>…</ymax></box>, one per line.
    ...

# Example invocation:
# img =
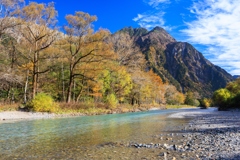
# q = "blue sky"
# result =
<box><xmin>29</xmin><ymin>0</ymin><xmax>240</xmax><ymax>76</ymax></box>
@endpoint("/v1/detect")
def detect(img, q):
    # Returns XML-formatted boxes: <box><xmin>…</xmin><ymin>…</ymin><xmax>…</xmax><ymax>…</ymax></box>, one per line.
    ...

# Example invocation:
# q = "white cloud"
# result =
<box><xmin>182</xmin><ymin>0</ymin><xmax>240</xmax><ymax>75</ymax></box>
<box><xmin>133</xmin><ymin>12</ymin><xmax>165</xmax><ymax>30</ymax></box>
<box><xmin>147</xmin><ymin>0</ymin><xmax>170</xmax><ymax>8</ymax></box>
<box><xmin>134</xmin><ymin>0</ymin><xmax>171</xmax><ymax>30</ymax></box>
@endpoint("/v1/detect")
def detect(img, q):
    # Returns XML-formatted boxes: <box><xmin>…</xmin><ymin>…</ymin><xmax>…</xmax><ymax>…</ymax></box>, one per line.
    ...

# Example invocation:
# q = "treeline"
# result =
<box><xmin>213</xmin><ymin>78</ymin><xmax>240</xmax><ymax>110</ymax></box>
<box><xmin>0</xmin><ymin>0</ymin><xmax>191</xmax><ymax>112</ymax></box>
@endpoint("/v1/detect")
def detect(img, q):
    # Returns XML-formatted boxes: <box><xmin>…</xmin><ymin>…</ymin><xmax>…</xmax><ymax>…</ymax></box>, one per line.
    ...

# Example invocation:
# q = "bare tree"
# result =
<box><xmin>18</xmin><ymin>2</ymin><xmax>58</xmax><ymax>98</ymax></box>
<box><xmin>110</xmin><ymin>32</ymin><xmax>146</xmax><ymax>71</ymax></box>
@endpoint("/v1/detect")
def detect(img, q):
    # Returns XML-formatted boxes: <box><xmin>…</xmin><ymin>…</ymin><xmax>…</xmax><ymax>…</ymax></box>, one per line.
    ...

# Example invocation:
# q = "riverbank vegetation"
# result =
<box><xmin>166</xmin><ymin>105</ymin><xmax>196</xmax><ymax>109</ymax></box>
<box><xmin>213</xmin><ymin>78</ymin><xmax>240</xmax><ymax>110</ymax></box>
<box><xmin>0</xmin><ymin>0</ymin><xmax>204</xmax><ymax>114</ymax></box>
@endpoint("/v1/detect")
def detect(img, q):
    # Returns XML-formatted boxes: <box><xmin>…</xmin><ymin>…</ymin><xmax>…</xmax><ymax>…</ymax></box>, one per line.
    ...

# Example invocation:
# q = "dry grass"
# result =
<box><xmin>0</xmin><ymin>103</ymin><xmax>19</xmax><ymax>112</ymax></box>
<box><xmin>57</xmin><ymin>102</ymin><xmax>154</xmax><ymax>115</ymax></box>
<box><xmin>166</xmin><ymin>104</ymin><xmax>197</xmax><ymax>109</ymax></box>
<box><xmin>0</xmin><ymin>101</ymin><xmax>167</xmax><ymax>115</ymax></box>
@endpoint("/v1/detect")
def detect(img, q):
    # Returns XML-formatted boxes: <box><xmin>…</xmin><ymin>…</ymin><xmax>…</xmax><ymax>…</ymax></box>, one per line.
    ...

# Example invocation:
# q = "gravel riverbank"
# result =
<box><xmin>178</xmin><ymin>108</ymin><xmax>240</xmax><ymax>160</ymax></box>
<box><xmin>130</xmin><ymin>108</ymin><xmax>240</xmax><ymax>160</ymax></box>
<box><xmin>0</xmin><ymin>111</ymin><xmax>56</xmax><ymax>121</ymax></box>
<box><xmin>0</xmin><ymin>111</ymin><xmax>86</xmax><ymax>122</ymax></box>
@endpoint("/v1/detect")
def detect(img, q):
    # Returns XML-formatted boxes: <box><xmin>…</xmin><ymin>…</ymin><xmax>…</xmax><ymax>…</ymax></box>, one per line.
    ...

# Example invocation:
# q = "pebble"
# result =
<box><xmin>128</xmin><ymin>110</ymin><xmax>240</xmax><ymax>159</ymax></box>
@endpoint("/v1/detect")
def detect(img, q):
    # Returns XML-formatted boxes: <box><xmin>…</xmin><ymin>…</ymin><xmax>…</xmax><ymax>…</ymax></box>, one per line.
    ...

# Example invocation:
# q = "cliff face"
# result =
<box><xmin>116</xmin><ymin>27</ymin><xmax>233</xmax><ymax>97</ymax></box>
<box><xmin>164</xmin><ymin>42</ymin><xmax>233</xmax><ymax>96</ymax></box>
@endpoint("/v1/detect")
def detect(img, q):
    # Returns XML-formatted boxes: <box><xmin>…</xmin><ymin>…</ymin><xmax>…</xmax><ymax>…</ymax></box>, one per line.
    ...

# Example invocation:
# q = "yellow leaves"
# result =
<box><xmin>175</xmin><ymin>92</ymin><xmax>185</xmax><ymax>104</ymax></box>
<box><xmin>165</xmin><ymin>85</ymin><xmax>185</xmax><ymax>105</ymax></box>
<box><xmin>1</xmin><ymin>0</ymin><xmax>24</xmax><ymax>10</ymax></box>
<box><xmin>21</xmin><ymin>2</ymin><xmax>57</xmax><ymax>26</ymax></box>
<box><xmin>19</xmin><ymin>62</ymin><xmax>34</xmax><ymax>71</ymax></box>
<box><xmin>95</xmin><ymin>65</ymin><xmax>133</xmax><ymax>102</ymax></box>
<box><xmin>148</xmin><ymin>69</ymin><xmax>163</xmax><ymax>85</ymax></box>
<box><xmin>130</xmin><ymin>69</ymin><xmax>166</xmax><ymax>104</ymax></box>
<box><xmin>22</xmin><ymin>2</ymin><xmax>45</xmax><ymax>21</ymax></box>
<box><xmin>90</xmin><ymin>82</ymin><xmax>102</xmax><ymax>98</ymax></box>
<box><xmin>148</xmin><ymin>46</ymin><xmax>156</xmax><ymax>62</ymax></box>
<box><xmin>114</xmin><ymin>67</ymin><xmax>133</xmax><ymax>96</ymax></box>
<box><xmin>45</xmin><ymin>2</ymin><xmax>58</xmax><ymax>20</ymax></box>
<box><xmin>65</xmin><ymin>11</ymin><xmax>97</xmax><ymax>36</ymax></box>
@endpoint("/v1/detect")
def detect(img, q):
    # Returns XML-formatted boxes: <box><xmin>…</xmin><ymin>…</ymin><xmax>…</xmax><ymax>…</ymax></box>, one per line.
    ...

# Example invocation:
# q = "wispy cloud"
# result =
<box><xmin>146</xmin><ymin>0</ymin><xmax>170</xmax><ymax>8</ymax></box>
<box><xmin>133</xmin><ymin>0</ymin><xmax>170</xmax><ymax>30</ymax></box>
<box><xmin>133</xmin><ymin>12</ymin><xmax>165</xmax><ymax>30</ymax></box>
<box><xmin>182</xmin><ymin>0</ymin><xmax>240</xmax><ymax>75</ymax></box>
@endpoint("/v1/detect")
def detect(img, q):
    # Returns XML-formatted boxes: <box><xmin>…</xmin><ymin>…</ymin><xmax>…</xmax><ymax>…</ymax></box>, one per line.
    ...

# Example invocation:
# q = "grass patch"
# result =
<box><xmin>166</xmin><ymin>105</ymin><xmax>197</xmax><ymax>109</ymax></box>
<box><xmin>57</xmin><ymin>102</ymin><xmax>111</xmax><ymax>115</ymax></box>
<box><xmin>0</xmin><ymin>103</ymin><xmax>19</xmax><ymax>112</ymax></box>
<box><xmin>0</xmin><ymin>101</ymin><xmax>166</xmax><ymax>116</ymax></box>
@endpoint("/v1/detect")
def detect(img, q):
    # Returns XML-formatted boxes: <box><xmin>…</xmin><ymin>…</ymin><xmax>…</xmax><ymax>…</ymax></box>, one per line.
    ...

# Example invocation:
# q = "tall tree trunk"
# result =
<box><xmin>66</xmin><ymin>75</ymin><xmax>73</xmax><ymax>103</ymax></box>
<box><xmin>73</xmin><ymin>80</ymin><xmax>76</xmax><ymax>102</ymax></box>
<box><xmin>11</xmin><ymin>88</ymin><xmax>15</xmax><ymax>104</ymax></box>
<box><xmin>32</xmin><ymin>46</ymin><xmax>38</xmax><ymax>99</ymax></box>
<box><xmin>32</xmin><ymin>72</ymin><xmax>37</xmax><ymax>99</ymax></box>
<box><xmin>76</xmin><ymin>86</ymin><xmax>83</xmax><ymax>102</ymax></box>
<box><xmin>6</xmin><ymin>85</ymin><xmax>11</xmax><ymax>103</ymax></box>
<box><xmin>36</xmin><ymin>52</ymin><xmax>39</xmax><ymax>94</ymax></box>
<box><xmin>61</xmin><ymin>62</ymin><xmax>65</xmax><ymax>101</ymax></box>
<box><xmin>66</xmin><ymin>61</ymin><xmax>74</xmax><ymax>103</ymax></box>
<box><xmin>24</xmin><ymin>69</ymin><xmax>29</xmax><ymax>104</ymax></box>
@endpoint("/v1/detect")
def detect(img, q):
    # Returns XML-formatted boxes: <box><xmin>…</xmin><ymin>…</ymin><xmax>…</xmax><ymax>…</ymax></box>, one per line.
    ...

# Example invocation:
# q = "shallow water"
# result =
<box><xmin>0</xmin><ymin>109</ymin><xmax>191</xmax><ymax>159</ymax></box>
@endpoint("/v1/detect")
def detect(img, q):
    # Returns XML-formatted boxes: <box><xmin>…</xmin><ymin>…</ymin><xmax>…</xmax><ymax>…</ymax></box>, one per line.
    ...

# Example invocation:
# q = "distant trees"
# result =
<box><xmin>184</xmin><ymin>91</ymin><xmax>200</xmax><ymax>106</ymax></box>
<box><xmin>165</xmin><ymin>85</ymin><xmax>185</xmax><ymax>105</ymax></box>
<box><xmin>0</xmin><ymin>0</ymin><xmax>25</xmax><ymax>103</ymax></box>
<box><xmin>213</xmin><ymin>78</ymin><xmax>240</xmax><ymax>110</ymax></box>
<box><xmin>109</xmin><ymin>32</ymin><xmax>146</xmax><ymax>70</ymax></box>
<box><xmin>0</xmin><ymin>0</ymin><xmax>24</xmax><ymax>38</ymax></box>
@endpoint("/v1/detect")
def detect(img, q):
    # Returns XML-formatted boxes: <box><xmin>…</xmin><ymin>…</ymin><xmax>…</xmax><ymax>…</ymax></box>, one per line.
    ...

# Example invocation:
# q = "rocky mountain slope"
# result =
<box><xmin>116</xmin><ymin>26</ymin><xmax>233</xmax><ymax>97</ymax></box>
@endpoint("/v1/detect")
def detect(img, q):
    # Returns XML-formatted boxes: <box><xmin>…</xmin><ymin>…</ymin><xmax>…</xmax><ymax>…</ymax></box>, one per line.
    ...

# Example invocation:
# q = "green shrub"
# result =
<box><xmin>106</xmin><ymin>93</ymin><xmax>118</xmax><ymax>109</ymax></box>
<box><xmin>200</xmin><ymin>98</ymin><xmax>212</xmax><ymax>109</ymax></box>
<box><xmin>230</xmin><ymin>93</ymin><xmax>240</xmax><ymax>108</ymax></box>
<box><xmin>184</xmin><ymin>91</ymin><xmax>199</xmax><ymax>106</ymax></box>
<box><xmin>27</xmin><ymin>93</ymin><xmax>58</xmax><ymax>112</ymax></box>
<box><xmin>213</xmin><ymin>88</ymin><xmax>231</xmax><ymax>110</ymax></box>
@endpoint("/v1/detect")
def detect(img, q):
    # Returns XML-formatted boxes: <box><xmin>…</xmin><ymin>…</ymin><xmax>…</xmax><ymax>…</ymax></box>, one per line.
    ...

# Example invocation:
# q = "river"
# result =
<box><xmin>0</xmin><ymin>109</ymin><xmax>192</xmax><ymax>159</ymax></box>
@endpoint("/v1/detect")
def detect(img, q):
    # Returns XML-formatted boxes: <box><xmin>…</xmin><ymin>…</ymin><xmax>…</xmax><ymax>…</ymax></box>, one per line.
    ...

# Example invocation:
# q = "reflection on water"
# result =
<box><xmin>0</xmin><ymin>109</ymin><xmax>190</xmax><ymax>159</ymax></box>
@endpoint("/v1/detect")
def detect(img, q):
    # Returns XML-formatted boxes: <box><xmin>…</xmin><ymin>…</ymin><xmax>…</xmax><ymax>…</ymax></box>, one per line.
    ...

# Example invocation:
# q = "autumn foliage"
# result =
<box><xmin>213</xmin><ymin>78</ymin><xmax>240</xmax><ymax>110</ymax></box>
<box><xmin>0</xmin><ymin>0</ymin><xmax>188</xmax><ymax>112</ymax></box>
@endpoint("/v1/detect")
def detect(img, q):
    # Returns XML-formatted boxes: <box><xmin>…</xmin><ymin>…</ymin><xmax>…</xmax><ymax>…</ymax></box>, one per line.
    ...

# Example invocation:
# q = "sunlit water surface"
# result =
<box><xmin>0</xmin><ymin>109</ymin><xmax>192</xmax><ymax>159</ymax></box>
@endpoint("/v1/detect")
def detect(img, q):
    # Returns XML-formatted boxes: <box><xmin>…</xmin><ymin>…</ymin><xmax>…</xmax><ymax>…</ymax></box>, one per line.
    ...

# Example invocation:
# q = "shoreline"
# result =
<box><xmin>164</xmin><ymin>107</ymin><xmax>240</xmax><ymax>159</ymax></box>
<box><xmin>0</xmin><ymin>111</ymin><xmax>61</xmax><ymax>121</ymax></box>
<box><xmin>0</xmin><ymin>105</ymin><xmax>198</xmax><ymax>122</ymax></box>
<box><xmin>0</xmin><ymin>107</ymin><xmax>164</xmax><ymax>122</ymax></box>
<box><xmin>128</xmin><ymin>108</ymin><xmax>240</xmax><ymax>159</ymax></box>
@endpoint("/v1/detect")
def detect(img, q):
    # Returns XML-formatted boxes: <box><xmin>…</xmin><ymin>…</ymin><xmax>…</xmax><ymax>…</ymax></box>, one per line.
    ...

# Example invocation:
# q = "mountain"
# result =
<box><xmin>116</xmin><ymin>26</ymin><xmax>233</xmax><ymax>97</ymax></box>
<box><xmin>233</xmin><ymin>75</ymin><xmax>240</xmax><ymax>79</ymax></box>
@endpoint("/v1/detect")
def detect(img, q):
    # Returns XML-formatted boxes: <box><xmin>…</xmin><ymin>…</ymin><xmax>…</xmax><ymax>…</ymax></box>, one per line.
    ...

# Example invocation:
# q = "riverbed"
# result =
<box><xmin>0</xmin><ymin>109</ymin><xmax>192</xmax><ymax>159</ymax></box>
<box><xmin>1</xmin><ymin>108</ymin><xmax>236</xmax><ymax>160</ymax></box>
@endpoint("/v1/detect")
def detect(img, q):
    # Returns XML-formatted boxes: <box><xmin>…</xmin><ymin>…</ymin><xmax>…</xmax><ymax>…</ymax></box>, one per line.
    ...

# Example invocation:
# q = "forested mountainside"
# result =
<box><xmin>117</xmin><ymin>27</ymin><xmax>233</xmax><ymax>97</ymax></box>
<box><xmin>0</xmin><ymin>0</ymin><xmax>234</xmax><ymax>112</ymax></box>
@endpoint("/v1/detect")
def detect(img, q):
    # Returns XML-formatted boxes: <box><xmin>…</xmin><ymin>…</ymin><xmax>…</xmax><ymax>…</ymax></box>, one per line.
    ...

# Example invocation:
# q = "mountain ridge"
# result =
<box><xmin>116</xmin><ymin>26</ymin><xmax>233</xmax><ymax>97</ymax></box>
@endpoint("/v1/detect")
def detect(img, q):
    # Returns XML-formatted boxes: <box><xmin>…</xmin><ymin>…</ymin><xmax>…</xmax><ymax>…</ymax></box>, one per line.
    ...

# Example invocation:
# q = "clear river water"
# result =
<box><xmin>0</xmin><ymin>109</ymin><xmax>192</xmax><ymax>160</ymax></box>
